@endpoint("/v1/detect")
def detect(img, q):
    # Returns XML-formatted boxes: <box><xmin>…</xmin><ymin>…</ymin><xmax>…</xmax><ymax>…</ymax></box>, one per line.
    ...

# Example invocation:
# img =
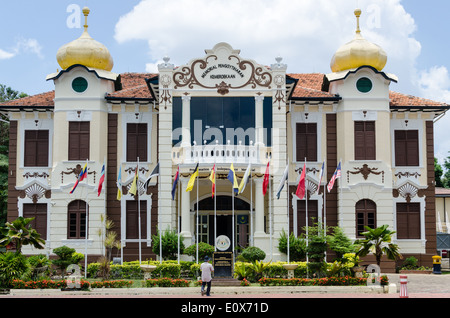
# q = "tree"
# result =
<box><xmin>435</xmin><ymin>157</ymin><xmax>444</xmax><ymax>187</ymax></box>
<box><xmin>0</xmin><ymin>216</ymin><xmax>45</xmax><ymax>254</ymax></box>
<box><xmin>278</xmin><ymin>229</ymin><xmax>306</xmax><ymax>261</ymax></box>
<box><xmin>354</xmin><ymin>224</ymin><xmax>402</xmax><ymax>266</ymax></box>
<box><xmin>328</xmin><ymin>226</ymin><xmax>356</xmax><ymax>261</ymax></box>
<box><xmin>152</xmin><ymin>229</ymin><xmax>185</xmax><ymax>260</ymax></box>
<box><xmin>0</xmin><ymin>84</ymin><xmax>28</xmax><ymax>226</ymax></box>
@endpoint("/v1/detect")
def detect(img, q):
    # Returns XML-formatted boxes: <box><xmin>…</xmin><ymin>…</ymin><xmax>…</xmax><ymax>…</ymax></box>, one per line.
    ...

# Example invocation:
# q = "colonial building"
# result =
<box><xmin>1</xmin><ymin>7</ymin><xmax>449</xmax><ymax>270</ymax></box>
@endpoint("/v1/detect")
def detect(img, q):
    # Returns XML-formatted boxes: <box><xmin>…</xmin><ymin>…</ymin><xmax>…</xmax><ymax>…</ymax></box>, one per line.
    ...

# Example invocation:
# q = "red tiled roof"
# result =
<box><xmin>436</xmin><ymin>187</ymin><xmax>450</xmax><ymax>196</ymax></box>
<box><xmin>0</xmin><ymin>91</ymin><xmax>55</xmax><ymax>107</ymax></box>
<box><xmin>389</xmin><ymin>91</ymin><xmax>448</xmax><ymax>107</ymax></box>
<box><xmin>1</xmin><ymin>72</ymin><xmax>448</xmax><ymax>108</ymax></box>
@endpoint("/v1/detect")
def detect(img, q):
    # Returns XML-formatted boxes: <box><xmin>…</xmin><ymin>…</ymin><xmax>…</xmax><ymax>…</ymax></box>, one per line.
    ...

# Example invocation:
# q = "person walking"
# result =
<box><xmin>200</xmin><ymin>256</ymin><xmax>214</xmax><ymax>296</ymax></box>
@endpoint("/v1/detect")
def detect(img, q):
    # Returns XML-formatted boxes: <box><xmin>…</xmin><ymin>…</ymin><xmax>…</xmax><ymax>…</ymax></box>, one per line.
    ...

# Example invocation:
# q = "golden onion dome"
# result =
<box><xmin>330</xmin><ymin>9</ymin><xmax>387</xmax><ymax>73</ymax></box>
<box><xmin>56</xmin><ymin>7</ymin><xmax>114</xmax><ymax>71</ymax></box>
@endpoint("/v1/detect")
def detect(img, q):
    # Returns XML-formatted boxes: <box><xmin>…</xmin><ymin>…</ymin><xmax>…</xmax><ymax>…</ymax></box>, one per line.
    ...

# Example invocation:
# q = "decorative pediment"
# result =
<box><xmin>393</xmin><ymin>180</ymin><xmax>426</xmax><ymax>203</ymax></box>
<box><xmin>17</xmin><ymin>181</ymin><xmax>51</xmax><ymax>203</ymax></box>
<box><xmin>173</xmin><ymin>42</ymin><xmax>273</xmax><ymax>95</ymax></box>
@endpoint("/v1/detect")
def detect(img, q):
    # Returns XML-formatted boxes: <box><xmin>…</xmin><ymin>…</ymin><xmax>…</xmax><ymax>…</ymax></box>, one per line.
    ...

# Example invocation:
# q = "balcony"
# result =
<box><xmin>172</xmin><ymin>140</ymin><xmax>271</xmax><ymax>165</ymax></box>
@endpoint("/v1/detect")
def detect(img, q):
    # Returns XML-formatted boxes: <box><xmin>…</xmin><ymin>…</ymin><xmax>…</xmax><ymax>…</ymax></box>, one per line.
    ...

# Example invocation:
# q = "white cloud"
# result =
<box><xmin>114</xmin><ymin>0</ymin><xmax>419</xmax><ymax>78</ymax></box>
<box><xmin>0</xmin><ymin>37</ymin><xmax>43</xmax><ymax>61</ymax></box>
<box><xmin>0</xmin><ymin>49</ymin><xmax>15</xmax><ymax>60</ymax></box>
<box><xmin>114</xmin><ymin>0</ymin><xmax>450</xmax><ymax>161</ymax></box>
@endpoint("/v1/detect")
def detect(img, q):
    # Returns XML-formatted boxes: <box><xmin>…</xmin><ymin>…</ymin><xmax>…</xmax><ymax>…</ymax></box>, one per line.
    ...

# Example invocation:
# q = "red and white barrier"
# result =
<box><xmin>399</xmin><ymin>275</ymin><xmax>408</xmax><ymax>298</ymax></box>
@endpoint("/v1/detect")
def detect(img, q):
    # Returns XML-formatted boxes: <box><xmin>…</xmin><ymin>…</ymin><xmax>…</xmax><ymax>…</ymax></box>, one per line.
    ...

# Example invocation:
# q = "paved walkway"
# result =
<box><xmin>2</xmin><ymin>273</ymin><xmax>450</xmax><ymax>299</ymax></box>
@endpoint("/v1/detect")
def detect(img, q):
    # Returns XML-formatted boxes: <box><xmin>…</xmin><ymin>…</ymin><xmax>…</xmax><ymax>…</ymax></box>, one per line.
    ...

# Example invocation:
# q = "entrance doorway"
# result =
<box><xmin>195</xmin><ymin>195</ymin><xmax>250</xmax><ymax>251</ymax></box>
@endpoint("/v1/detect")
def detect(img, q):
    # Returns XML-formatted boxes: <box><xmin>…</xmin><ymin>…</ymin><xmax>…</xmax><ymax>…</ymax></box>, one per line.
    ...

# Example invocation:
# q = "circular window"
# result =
<box><xmin>356</xmin><ymin>77</ymin><xmax>373</xmax><ymax>93</ymax></box>
<box><xmin>72</xmin><ymin>77</ymin><xmax>88</xmax><ymax>93</ymax></box>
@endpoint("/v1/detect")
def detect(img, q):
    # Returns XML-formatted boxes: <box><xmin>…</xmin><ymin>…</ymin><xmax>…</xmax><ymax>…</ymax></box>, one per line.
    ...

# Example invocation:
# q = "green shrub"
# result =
<box><xmin>240</xmin><ymin>246</ymin><xmax>266</xmax><ymax>262</ymax></box>
<box><xmin>278</xmin><ymin>230</ymin><xmax>306</xmax><ymax>261</ymax></box>
<box><xmin>0</xmin><ymin>252</ymin><xmax>30</xmax><ymax>287</ymax></box>
<box><xmin>183</xmin><ymin>242</ymin><xmax>214</xmax><ymax>261</ymax></box>
<box><xmin>52</xmin><ymin>245</ymin><xmax>84</xmax><ymax>278</ymax></box>
<box><xmin>151</xmin><ymin>229</ymin><xmax>185</xmax><ymax>260</ymax></box>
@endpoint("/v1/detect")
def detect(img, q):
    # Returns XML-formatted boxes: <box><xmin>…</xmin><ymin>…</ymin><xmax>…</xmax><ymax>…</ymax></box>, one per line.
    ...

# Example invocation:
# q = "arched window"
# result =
<box><xmin>355</xmin><ymin>199</ymin><xmax>376</xmax><ymax>237</ymax></box>
<box><xmin>68</xmin><ymin>200</ymin><xmax>88</xmax><ymax>239</ymax></box>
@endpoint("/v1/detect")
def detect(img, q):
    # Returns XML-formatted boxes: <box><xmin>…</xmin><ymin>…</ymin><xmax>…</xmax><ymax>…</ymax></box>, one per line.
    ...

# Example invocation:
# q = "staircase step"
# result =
<box><xmin>213</xmin><ymin>278</ymin><xmax>242</xmax><ymax>286</ymax></box>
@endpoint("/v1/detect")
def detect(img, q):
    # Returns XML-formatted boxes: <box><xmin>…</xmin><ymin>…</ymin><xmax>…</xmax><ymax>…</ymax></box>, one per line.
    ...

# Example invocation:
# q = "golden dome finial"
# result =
<box><xmin>354</xmin><ymin>8</ymin><xmax>362</xmax><ymax>34</ymax></box>
<box><xmin>56</xmin><ymin>7</ymin><xmax>114</xmax><ymax>72</ymax></box>
<box><xmin>82</xmin><ymin>7</ymin><xmax>90</xmax><ymax>31</ymax></box>
<box><xmin>329</xmin><ymin>8</ymin><xmax>387</xmax><ymax>73</ymax></box>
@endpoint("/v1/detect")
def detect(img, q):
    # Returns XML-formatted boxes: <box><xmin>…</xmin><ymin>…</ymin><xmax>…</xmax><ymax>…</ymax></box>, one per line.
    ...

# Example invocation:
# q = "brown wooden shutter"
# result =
<box><xmin>354</xmin><ymin>121</ymin><xmax>375</xmax><ymax>160</ymax></box>
<box><xmin>397</xmin><ymin>202</ymin><xmax>420</xmax><ymax>239</ymax></box>
<box><xmin>69</xmin><ymin>122</ymin><xmax>90</xmax><ymax>161</ymax></box>
<box><xmin>395</xmin><ymin>130</ymin><xmax>419</xmax><ymax>166</ymax></box>
<box><xmin>355</xmin><ymin>199</ymin><xmax>376</xmax><ymax>237</ymax></box>
<box><xmin>296</xmin><ymin>200</ymin><xmax>318</xmax><ymax>235</ymax></box>
<box><xmin>24</xmin><ymin>130</ymin><xmax>49</xmax><ymax>167</ymax></box>
<box><xmin>67</xmin><ymin>200</ymin><xmax>87</xmax><ymax>239</ymax></box>
<box><xmin>296</xmin><ymin>123</ymin><xmax>317</xmax><ymax>162</ymax></box>
<box><xmin>127</xmin><ymin>123</ymin><xmax>148</xmax><ymax>162</ymax></box>
<box><xmin>23</xmin><ymin>203</ymin><xmax>47</xmax><ymax>239</ymax></box>
<box><xmin>126</xmin><ymin>200</ymin><xmax>147</xmax><ymax>239</ymax></box>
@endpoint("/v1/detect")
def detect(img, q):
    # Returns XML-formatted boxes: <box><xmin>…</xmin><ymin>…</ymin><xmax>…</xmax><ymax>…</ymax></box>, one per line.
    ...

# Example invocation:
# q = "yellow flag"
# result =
<box><xmin>186</xmin><ymin>163</ymin><xmax>199</xmax><ymax>192</ymax></box>
<box><xmin>209</xmin><ymin>164</ymin><xmax>216</xmax><ymax>197</ymax></box>
<box><xmin>128</xmin><ymin>167</ymin><xmax>138</xmax><ymax>196</ymax></box>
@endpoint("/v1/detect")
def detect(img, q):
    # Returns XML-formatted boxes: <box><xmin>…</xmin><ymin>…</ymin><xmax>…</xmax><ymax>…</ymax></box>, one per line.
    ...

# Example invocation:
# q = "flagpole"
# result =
<box><xmin>250</xmin><ymin>165</ymin><xmax>253</xmax><ymax>247</ymax></box>
<box><xmin>232</xmin><ymin>175</ymin><xmax>235</xmax><ymax>258</ymax></box>
<box><xmin>196</xmin><ymin>166</ymin><xmax>199</xmax><ymax>264</ymax></box>
<box><xmin>287</xmin><ymin>158</ymin><xmax>290</xmax><ymax>264</ymax></box>
<box><xmin>305</xmin><ymin>157</ymin><xmax>309</xmax><ymax>278</ymax></box>
<box><xmin>214</xmin><ymin>163</ymin><xmax>217</xmax><ymax>252</ymax></box>
<box><xmin>85</xmin><ymin>158</ymin><xmax>88</xmax><ymax>278</ymax></box>
<box><xmin>269</xmin><ymin>163</ymin><xmax>272</xmax><ymax>260</ymax></box>
<box><xmin>178</xmin><ymin>169</ymin><xmax>181</xmax><ymax>264</ymax></box>
<box><xmin>137</xmin><ymin>157</ymin><xmax>142</xmax><ymax>265</ymax></box>
<box><xmin>323</xmin><ymin>158</ymin><xmax>327</xmax><ymax>262</ymax></box>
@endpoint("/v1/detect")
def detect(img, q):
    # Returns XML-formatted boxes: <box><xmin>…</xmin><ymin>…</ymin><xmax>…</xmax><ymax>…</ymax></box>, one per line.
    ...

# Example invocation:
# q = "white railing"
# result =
<box><xmin>172</xmin><ymin>140</ymin><xmax>271</xmax><ymax>165</ymax></box>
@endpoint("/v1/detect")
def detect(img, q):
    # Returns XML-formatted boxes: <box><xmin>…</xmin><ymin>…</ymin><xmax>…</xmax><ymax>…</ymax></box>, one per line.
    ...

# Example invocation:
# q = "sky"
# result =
<box><xmin>1</xmin><ymin>0</ymin><xmax>450</xmax><ymax>163</ymax></box>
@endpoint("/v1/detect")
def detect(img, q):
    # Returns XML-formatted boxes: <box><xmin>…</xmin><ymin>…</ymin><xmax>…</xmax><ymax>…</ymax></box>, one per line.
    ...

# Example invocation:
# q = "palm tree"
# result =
<box><xmin>354</xmin><ymin>224</ymin><xmax>402</xmax><ymax>266</ymax></box>
<box><xmin>0</xmin><ymin>217</ymin><xmax>45</xmax><ymax>254</ymax></box>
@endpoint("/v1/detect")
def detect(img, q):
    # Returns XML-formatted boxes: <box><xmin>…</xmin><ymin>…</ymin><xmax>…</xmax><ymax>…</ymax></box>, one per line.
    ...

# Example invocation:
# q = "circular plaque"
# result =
<box><xmin>215</xmin><ymin>235</ymin><xmax>231</xmax><ymax>251</ymax></box>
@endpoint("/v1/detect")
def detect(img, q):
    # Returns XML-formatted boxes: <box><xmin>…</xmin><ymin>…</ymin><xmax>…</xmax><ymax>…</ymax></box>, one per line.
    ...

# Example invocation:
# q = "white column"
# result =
<box><xmin>180</xmin><ymin>176</ymin><xmax>192</xmax><ymax>244</ymax></box>
<box><xmin>255</xmin><ymin>95</ymin><xmax>264</xmax><ymax>146</ymax></box>
<box><xmin>253</xmin><ymin>178</ymin><xmax>265</xmax><ymax>235</ymax></box>
<box><xmin>181</xmin><ymin>95</ymin><xmax>191</xmax><ymax>147</ymax></box>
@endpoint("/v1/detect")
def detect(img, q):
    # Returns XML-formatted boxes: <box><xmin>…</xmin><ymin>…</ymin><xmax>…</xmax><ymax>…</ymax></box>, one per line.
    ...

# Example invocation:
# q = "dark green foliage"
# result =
<box><xmin>0</xmin><ymin>252</ymin><xmax>30</xmax><ymax>287</ymax></box>
<box><xmin>183</xmin><ymin>242</ymin><xmax>214</xmax><ymax>261</ymax></box>
<box><xmin>240</xmin><ymin>246</ymin><xmax>266</xmax><ymax>262</ymax></box>
<box><xmin>151</xmin><ymin>229</ymin><xmax>185</xmax><ymax>260</ymax></box>
<box><xmin>278</xmin><ymin>229</ymin><xmax>306</xmax><ymax>261</ymax></box>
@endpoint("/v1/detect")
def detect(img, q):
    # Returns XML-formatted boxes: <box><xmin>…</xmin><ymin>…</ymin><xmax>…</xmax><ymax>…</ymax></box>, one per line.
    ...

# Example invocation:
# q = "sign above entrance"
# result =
<box><xmin>173</xmin><ymin>42</ymin><xmax>273</xmax><ymax>95</ymax></box>
<box><xmin>216</xmin><ymin>235</ymin><xmax>231</xmax><ymax>251</ymax></box>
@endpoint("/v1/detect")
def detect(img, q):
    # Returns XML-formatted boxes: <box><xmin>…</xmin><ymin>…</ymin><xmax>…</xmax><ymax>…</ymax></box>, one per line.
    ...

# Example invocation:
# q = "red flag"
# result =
<box><xmin>263</xmin><ymin>161</ymin><xmax>270</xmax><ymax>196</ymax></box>
<box><xmin>97</xmin><ymin>163</ymin><xmax>105</xmax><ymax>197</ymax></box>
<box><xmin>295</xmin><ymin>162</ymin><xmax>306</xmax><ymax>199</ymax></box>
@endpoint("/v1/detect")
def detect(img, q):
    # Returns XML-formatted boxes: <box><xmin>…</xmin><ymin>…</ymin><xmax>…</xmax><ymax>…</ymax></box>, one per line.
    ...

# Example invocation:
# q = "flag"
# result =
<box><xmin>317</xmin><ymin>160</ymin><xmax>325</xmax><ymax>194</ymax></box>
<box><xmin>327</xmin><ymin>161</ymin><xmax>341</xmax><ymax>193</ymax></box>
<box><xmin>295</xmin><ymin>162</ymin><xmax>306</xmax><ymax>199</ymax></box>
<box><xmin>276</xmin><ymin>164</ymin><xmax>289</xmax><ymax>199</ymax></box>
<box><xmin>262</xmin><ymin>161</ymin><xmax>270</xmax><ymax>196</ymax></box>
<box><xmin>238</xmin><ymin>163</ymin><xmax>251</xmax><ymax>194</ymax></box>
<box><xmin>209</xmin><ymin>164</ymin><xmax>216</xmax><ymax>198</ymax></box>
<box><xmin>70</xmin><ymin>163</ymin><xmax>88</xmax><ymax>194</ymax></box>
<box><xmin>227</xmin><ymin>163</ymin><xmax>239</xmax><ymax>193</ymax></box>
<box><xmin>172</xmin><ymin>165</ymin><xmax>180</xmax><ymax>200</ymax></box>
<box><xmin>116</xmin><ymin>167</ymin><xmax>123</xmax><ymax>201</ymax></box>
<box><xmin>186</xmin><ymin>163</ymin><xmax>199</xmax><ymax>192</ymax></box>
<box><xmin>144</xmin><ymin>163</ymin><xmax>160</xmax><ymax>189</ymax></box>
<box><xmin>97</xmin><ymin>163</ymin><xmax>105</xmax><ymax>197</ymax></box>
<box><xmin>128</xmin><ymin>166</ymin><xmax>138</xmax><ymax>196</ymax></box>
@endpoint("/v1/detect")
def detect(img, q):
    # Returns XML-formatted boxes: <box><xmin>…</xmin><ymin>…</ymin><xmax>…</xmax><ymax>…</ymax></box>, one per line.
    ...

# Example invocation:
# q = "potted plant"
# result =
<box><xmin>344</xmin><ymin>253</ymin><xmax>364</xmax><ymax>277</ymax></box>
